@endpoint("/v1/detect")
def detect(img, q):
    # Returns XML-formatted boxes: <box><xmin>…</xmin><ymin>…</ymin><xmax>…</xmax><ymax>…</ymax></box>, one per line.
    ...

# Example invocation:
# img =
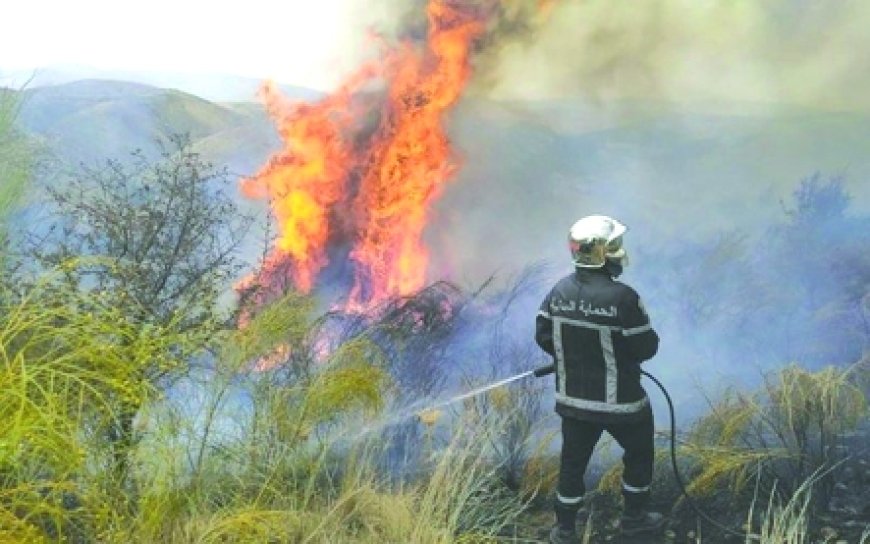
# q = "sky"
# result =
<box><xmin>0</xmin><ymin>0</ymin><xmax>375</xmax><ymax>91</ymax></box>
<box><xmin>4</xmin><ymin>0</ymin><xmax>870</xmax><ymax>111</ymax></box>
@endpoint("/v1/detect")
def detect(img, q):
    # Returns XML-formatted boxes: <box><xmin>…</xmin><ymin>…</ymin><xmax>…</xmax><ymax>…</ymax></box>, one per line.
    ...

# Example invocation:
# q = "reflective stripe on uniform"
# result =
<box><xmin>556</xmin><ymin>492</ymin><xmax>584</xmax><ymax>505</ymax></box>
<box><xmin>600</xmin><ymin>328</ymin><xmax>617</xmax><ymax>403</ymax></box>
<box><xmin>552</xmin><ymin>315</ymin><xmax>618</xmax><ymax>332</ymax></box>
<box><xmin>555</xmin><ymin>393</ymin><xmax>649</xmax><ymax>414</ymax></box>
<box><xmin>623</xmin><ymin>323</ymin><xmax>651</xmax><ymax>336</ymax></box>
<box><xmin>622</xmin><ymin>480</ymin><xmax>651</xmax><ymax>493</ymax></box>
<box><xmin>554</xmin><ymin>315</ymin><xmax>566</xmax><ymax>397</ymax></box>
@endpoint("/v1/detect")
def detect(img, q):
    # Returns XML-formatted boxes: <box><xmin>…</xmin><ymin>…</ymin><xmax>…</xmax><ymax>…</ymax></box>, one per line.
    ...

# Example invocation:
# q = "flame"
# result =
<box><xmin>241</xmin><ymin>0</ymin><xmax>485</xmax><ymax>312</ymax></box>
<box><xmin>537</xmin><ymin>0</ymin><xmax>557</xmax><ymax>17</ymax></box>
<box><xmin>239</xmin><ymin>71</ymin><xmax>373</xmax><ymax>293</ymax></box>
<box><xmin>347</xmin><ymin>1</ymin><xmax>485</xmax><ymax>310</ymax></box>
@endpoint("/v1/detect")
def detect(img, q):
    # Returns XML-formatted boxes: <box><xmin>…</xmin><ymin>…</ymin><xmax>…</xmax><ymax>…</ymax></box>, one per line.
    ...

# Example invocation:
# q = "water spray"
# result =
<box><xmin>415</xmin><ymin>364</ymin><xmax>555</xmax><ymax>426</ymax></box>
<box><xmin>392</xmin><ymin>358</ymin><xmax>764</xmax><ymax>539</ymax></box>
<box><xmin>416</xmin><ymin>364</ymin><xmax>762</xmax><ymax>539</ymax></box>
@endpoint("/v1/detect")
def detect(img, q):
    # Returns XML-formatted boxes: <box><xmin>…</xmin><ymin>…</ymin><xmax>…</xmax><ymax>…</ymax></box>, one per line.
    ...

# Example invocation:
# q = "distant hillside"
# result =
<box><xmin>16</xmin><ymin>80</ymin><xmax>268</xmax><ymax>168</ymax></box>
<box><xmin>13</xmin><ymin>78</ymin><xmax>870</xmax><ymax>281</ymax></box>
<box><xmin>6</xmin><ymin>66</ymin><xmax>323</xmax><ymax>103</ymax></box>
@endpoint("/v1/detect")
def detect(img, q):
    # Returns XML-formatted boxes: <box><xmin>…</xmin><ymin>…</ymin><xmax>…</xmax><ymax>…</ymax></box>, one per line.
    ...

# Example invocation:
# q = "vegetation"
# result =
<box><xmin>0</xmin><ymin>88</ymin><xmax>31</xmax><ymax>244</ymax></box>
<box><xmin>4</xmin><ymin>268</ymin><xmax>865</xmax><ymax>542</ymax></box>
<box><xmin>681</xmin><ymin>364</ymin><xmax>865</xmax><ymax>502</ymax></box>
<box><xmin>24</xmin><ymin>134</ymin><xmax>253</xmax><ymax>491</ymax></box>
<box><xmin>0</xmin><ymin>279</ymin><xmax>532</xmax><ymax>542</ymax></box>
<box><xmin>1</xmin><ymin>93</ymin><xmax>867</xmax><ymax>542</ymax></box>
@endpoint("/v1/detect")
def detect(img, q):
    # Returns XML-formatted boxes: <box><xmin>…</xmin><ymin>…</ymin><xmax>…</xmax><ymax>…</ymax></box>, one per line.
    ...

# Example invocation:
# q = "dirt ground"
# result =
<box><xmin>497</xmin><ymin>465</ymin><xmax>870</xmax><ymax>543</ymax></box>
<box><xmin>494</xmin><ymin>426</ymin><xmax>870</xmax><ymax>543</ymax></box>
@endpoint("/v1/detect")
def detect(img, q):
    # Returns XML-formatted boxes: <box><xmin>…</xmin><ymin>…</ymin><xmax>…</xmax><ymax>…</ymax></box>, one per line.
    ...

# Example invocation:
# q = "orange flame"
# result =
<box><xmin>537</xmin><ymin>0</ymin><xmax>557</xmax><ymax>17</ymax></box>
<box><xmin>347</xmin><ymin>1</ymin><xmax>485</xmax><ymax>310</ymax></box>
<box><xmin>239</xmin><ymin>68</ymin><xmax>375</xmax><ymax>292</ymax></box>
<box><xmin>241</xmin><ymin>0</ymin><xmax>486</xmax><ymax>312</ymax></box>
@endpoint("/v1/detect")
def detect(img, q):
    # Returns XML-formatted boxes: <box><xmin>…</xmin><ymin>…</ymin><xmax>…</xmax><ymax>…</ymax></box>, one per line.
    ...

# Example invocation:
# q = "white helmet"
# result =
<box><xmin>568</xmin><ymin>215</ymin><xmax>628</xmax><ymax>268</ymax></box>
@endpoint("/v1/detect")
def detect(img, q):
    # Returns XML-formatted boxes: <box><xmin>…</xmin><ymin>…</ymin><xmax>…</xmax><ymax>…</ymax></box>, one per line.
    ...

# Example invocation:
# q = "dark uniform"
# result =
<box><xmin>535</xmin><ymin>265</ymin><xmax>659</xmax><ymax>529</ymax></box>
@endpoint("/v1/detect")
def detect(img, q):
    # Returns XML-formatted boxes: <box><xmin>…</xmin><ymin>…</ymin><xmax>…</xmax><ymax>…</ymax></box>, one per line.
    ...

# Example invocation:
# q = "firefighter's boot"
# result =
<box><xmin>548</xmin><ymin>525</ymin><xmax>578</xmax><ymax>544</ymax></box>
<box><xmin>620</xmin><ymin>509</ymin><xmax>665</xmax><ymax>535</ymax></box>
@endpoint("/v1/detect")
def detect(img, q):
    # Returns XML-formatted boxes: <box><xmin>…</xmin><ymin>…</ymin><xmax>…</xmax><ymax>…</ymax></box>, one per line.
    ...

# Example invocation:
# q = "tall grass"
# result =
<box><xmin>3</xmin><ymin>278</ymin><xmax>867</xmax><ymax>543</ymax></box>
<box><xmin>589</xmin><ymin>362</ymin><xmax>868</xmax><ymax>542</ymax></box>
<box><xmin>0</xmin><ymin>266</ymin><xmax>207</xmax><ymax>541</ymax></box>
<box><xmin>744</xmin><ymin>467</ymin><xmax>869</xmax><ymax>544</ymax></box>
<box><xmin>0</xmin><ymin>281</ymin><xmax>535</xmax><ymax>542</ymax></box>
<box><xmin>0</xmin><ymin>86</ymin><xmax>31</xmax><ymax>243</ymax></box>
<box><xmin>96</xmin><ymin>380</ymin><xmax>529</xmax><ymax>542</ymax></box>
<box><xmin>679</xmin><ymin>363</ymin><xmax>867</xmax><ymax>510</ymax></box>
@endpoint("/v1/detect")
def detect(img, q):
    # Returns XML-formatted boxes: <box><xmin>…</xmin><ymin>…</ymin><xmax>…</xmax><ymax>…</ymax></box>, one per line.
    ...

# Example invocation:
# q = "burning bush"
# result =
<box><xmin>239</xmin><ymin>0</ymin><xmax>489</xmax><ymax>312</ymax></box>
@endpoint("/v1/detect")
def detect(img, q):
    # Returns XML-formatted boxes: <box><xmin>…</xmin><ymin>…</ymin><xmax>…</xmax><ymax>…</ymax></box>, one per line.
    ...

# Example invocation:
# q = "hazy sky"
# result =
<box><xmin>0</xmin><ymin>0</ymin><xmax>373</xmax><ymax>90</ymax></box>
<box><xmin>4</xmin><ymin>0</ymin><xmax>870</xmax><ymax>112</ymax></box>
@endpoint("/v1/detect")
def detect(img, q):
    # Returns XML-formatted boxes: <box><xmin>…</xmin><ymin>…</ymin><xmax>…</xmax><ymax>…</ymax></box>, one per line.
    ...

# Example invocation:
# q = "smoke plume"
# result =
<box><xmin>486</xmin><ymin>1</ymin><xmax>870</xmax><ymax>112</ymax></box>
<box><xmin>358</xmin><ymin>0</ymin><xmax>870</xmax><ymax>113</ymax></box>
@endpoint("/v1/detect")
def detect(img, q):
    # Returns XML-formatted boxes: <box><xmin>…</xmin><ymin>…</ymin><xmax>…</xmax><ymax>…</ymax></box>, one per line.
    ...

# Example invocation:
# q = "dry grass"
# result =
<box><xmin>0</xmin><ymin>278</ymin><xmax>534</xmax><ymax>543</ymax></box>
<box><xmin>677</xmin><ymin>363</ymin><xmax>867</xmax><ymax>509</ymax></box>
<box><xmin>1</xmin><ymin>227</ymin><xmax>866</xmax><ymax>543</ymax></box>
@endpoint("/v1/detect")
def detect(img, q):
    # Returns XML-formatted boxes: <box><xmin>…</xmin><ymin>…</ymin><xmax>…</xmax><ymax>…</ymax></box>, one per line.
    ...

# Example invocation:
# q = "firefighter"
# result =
<box><xmin>536</xmin><ymin>215</ymin><xmax>665</xmax><ymax>543</ymax></box>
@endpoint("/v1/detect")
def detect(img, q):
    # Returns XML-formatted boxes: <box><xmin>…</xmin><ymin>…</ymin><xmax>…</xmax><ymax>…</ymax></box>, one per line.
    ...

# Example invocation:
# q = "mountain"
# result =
<box><xmin>4</xmin><ymin>66</ymin><xmax>323</xmax><ymax>103</ymax></box>
<box><xmin>15</xmin><ymin>80</ymin><xmax>278</xmax><ymax>172</ymax></box>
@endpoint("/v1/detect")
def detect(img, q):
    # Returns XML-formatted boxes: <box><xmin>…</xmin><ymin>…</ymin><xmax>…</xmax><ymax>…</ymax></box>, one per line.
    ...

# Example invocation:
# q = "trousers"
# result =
<box><xmin>554</xmin><ymin>405</ymin><xmax>655</xmax><ymax>530</ymax></box>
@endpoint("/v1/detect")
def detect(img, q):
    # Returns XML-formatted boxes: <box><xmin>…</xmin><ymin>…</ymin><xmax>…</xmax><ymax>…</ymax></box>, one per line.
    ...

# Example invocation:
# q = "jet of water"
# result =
<box><xmin>419</xmin><ymin>370</ymin><xmax>534</xmax><ymax>414</ymax></box>
<box><xmin>350</xmin><ymin>369</ymin><xmax>538</xmax><ymax>441</ymax></box>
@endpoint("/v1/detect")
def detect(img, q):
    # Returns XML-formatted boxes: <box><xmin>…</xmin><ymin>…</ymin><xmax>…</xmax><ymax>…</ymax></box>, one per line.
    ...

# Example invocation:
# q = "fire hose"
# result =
<box><xmin>527</xmin><ymin>363</ymin><xmax>760</xmax><ymax>540</ymax></box>
<box><xmin>415</xmin><ymin>363</ymin><xmax>762</xmax><ymax>538</ymax></box>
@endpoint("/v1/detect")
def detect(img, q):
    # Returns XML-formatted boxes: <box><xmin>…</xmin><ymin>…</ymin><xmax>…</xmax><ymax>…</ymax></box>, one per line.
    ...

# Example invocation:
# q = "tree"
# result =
<box><xmin>783</xmin><ymin>172</ymin><xmax>850</xmax><ymax>225</ymax></box>
<box><xmin>31</xmin><ymin>133</ymin><xmax>252</xmax><ymax>488</ymax></box>
<box><xmin>776</xmin><ymin>174</ymin><xmax>869</xmax><ymax>364</ymax></box>
<box><xmin>36</xmin><ymin>134</ymin><xmax>251</xmax><ymax>332</ymax></box>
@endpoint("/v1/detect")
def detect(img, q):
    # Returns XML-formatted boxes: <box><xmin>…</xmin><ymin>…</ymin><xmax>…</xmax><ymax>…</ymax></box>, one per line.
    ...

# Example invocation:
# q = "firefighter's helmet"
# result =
<box><xmin>568</xmin><ymin>215</ymin><xmax>628</xmax><ymax>268</ymax></box>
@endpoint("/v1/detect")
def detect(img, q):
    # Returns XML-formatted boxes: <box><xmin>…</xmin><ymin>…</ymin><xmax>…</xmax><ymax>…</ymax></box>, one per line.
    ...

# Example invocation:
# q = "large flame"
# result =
<box><xmin>347</xmin><ymin>1</ymin><xmax>484</xmax><ymax>310</ymax></box>
<box><xmin>239</xmin><ymin>69</ymin><xmax>373</xmax><ymax>292</ymax></box>
<box><xmin>241</xmin><ymin>0</ymin><xmax>486</xmax><ymax>311</ymax></box>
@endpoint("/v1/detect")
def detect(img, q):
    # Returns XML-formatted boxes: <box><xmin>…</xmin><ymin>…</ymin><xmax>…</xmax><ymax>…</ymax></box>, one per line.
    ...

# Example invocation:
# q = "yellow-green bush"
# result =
<box><xmin>0</xmin><ymin>274</ymin><xmax>530</xmax><ymax>543</ymax></box>
<box><xmin>681</xmin><ymin>363</ymin><xmax>867</xmax><ymax>508</ymax></box>
<box><xmin>0</xmin><ymin>267</ymin><xmax>211</xmax><ymax>540</ymax></box>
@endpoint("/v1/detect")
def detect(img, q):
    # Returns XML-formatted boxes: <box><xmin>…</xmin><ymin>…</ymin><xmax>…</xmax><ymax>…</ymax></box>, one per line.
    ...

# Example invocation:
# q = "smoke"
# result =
<box><xmin>337</xmin><ymin>0</ymin><xmax>870</xmax><ymax>117</ymax></box>
<box><xmin>474</xmin><ymin>0</ymin><xmax>870</xmax><ymax>112</ymax></box>
<box><xmin>245</xmin><ymin>2</ymin><xmax>870</xmax><ymax>449</ymax></box>
<box><xmin>343</xmin><ymin>0</ymin><xmax>557</xmax><ymax>87</ymax></box>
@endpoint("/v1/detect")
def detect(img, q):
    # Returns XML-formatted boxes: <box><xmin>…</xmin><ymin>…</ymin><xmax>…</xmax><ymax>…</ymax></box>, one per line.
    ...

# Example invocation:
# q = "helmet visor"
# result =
<box><xmin>605</xmin><ymin>235</ymin><xmax>627</xmax><ymax>267</ymax></box>
<box><xmin>606</xmin><ymin>235</ymin><xmax>623</xmax><ymax>254</ymax></box>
